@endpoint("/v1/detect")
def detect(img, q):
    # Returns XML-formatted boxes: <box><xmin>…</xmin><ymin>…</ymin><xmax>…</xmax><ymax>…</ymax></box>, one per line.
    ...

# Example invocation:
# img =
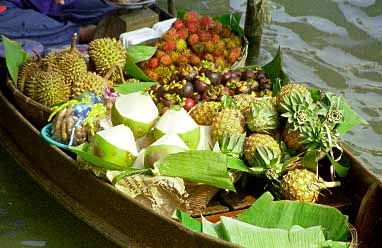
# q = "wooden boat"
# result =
<box><xmin>1</xmin><ymin>75</ymin><xmax>382</xmax><ymax>248</ymax></box>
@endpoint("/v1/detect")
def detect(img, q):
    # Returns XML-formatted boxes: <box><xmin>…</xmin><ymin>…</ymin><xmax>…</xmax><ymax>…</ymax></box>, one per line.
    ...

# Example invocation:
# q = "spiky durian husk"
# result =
<box><xmin>211</xmin><ymin>108</ymin><xmax>245</xmax><ymax>145</ymax></box>
<box><xmin>244</xmin><ymin>133</ymin><xmax>281</xmax><ymax>166</ymax></box>
<box><xmin>190</xmin><ymin>101</ymin><xmax>221</xmax><ymax>125</ymax></box>
<box><xmin>72</xmin><ymin>71</ymin><xmax>112</xmax><ymax>98</ymax></box>
<box><xmin>246</xmin><ymin>98</ymin><xmax>279</xmax><ymax>133</ymax></box>
<box><xmin>46</xmin><ymin>49</ymin><xmax>87</xmax><ymax>86</ymax></box>
<box><xmin>280</xmin><ymin>169</ymin><xmax>321</xmax><ymax>202</ymax></box>
<box><xmin>26</xmin><ymin>69</ymin><xmax>70</xmax><ymax>107</ymax></box>
<box><xmin>276</xmin><ymin>83</ymin><xmax>312</xmax><ymax>113</ymax></box>
<box><xmin>17</xmin><ymin>56</ymin><xmax>43</xmax><ymax>93</ymax></box>
<box><xmin>233</xmin><ymin>93</ymin><xmax>257</xmax><ymax>116</ymax></box>
<box><xmin>88</xmin><ymin>38</ymin><xmax>127</xmax><ymax>83</ymax></box>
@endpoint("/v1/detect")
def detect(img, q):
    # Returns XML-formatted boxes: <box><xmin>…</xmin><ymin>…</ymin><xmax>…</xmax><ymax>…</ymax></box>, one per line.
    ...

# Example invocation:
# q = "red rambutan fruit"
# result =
<box><xmin>163</xmin><ymin>40</ymin><xmax>176</xmax><ymax>53</ymax></box>
<box><xmin>163</xmin><ymin>28</ymin><xmax>178</xmax><ymax>40</ymax></box>
<box><xmin>186</xmin><ymin>21</ymin><xmax>199</xmax><ymax>33</ymax></box>
<box><xmin>199</xmin><ymin>31</ymin><xmax>212</xmax><ymax>42</ymax></box>
<box><xmin>204</xmin><ymin>41</ymin><xmax>215</xmax><ymax>54</ymax></box>
<box><xmin>221</xmin><ymin>27</ymin><xmax>232</xmax><ymax>38</ymax></box>
<box><xmin>212</xmin><ymin>34</ymin><xmax>221</xmax><ymax>42</ymax></box>
<box><xmin>173</xmin><ymin>19</ymin><xmax>185</xmax><ymax>30</ymax></box>
<box><xmin>145</xmin><ymin>70</ymin><xmax>159</xmax><ymax>81</ymax></box>
<box><xmin>189</xmin><ymin>54</ymin><xmax>201</xmax><ymax>66</ymax></box>
<box><xmin>204</xmin><ymin>53</ymin><xmax>214</xmax><ymax>62</ymax></box>
<box><xmin>176</xmin><ymin>54</ymin><xmax>189</xmax><ymax>65</ymax></box>
<box><xmin>177</xmin><ymin>28</ymin><xmax>189</xmax><ymax>40</ymax></box>
<box><xmin>228</xmin><ymin>47</ymin><xmax>241</xmax><ymax>64</ymax></box>
<box><xmin>200</xmin><ymin>16</ymin><xmax>213</xmax><ymax>30</ymax></box>
<box><xmin>187</xmin><ymin>33</ymin><xmax>200</xmax><ymax>46</ymax></box>
<box><xmin>212</xmin><ymin>21</ymin><xmax>223</xmax><ymax>33</ymax></box>
<box><xmin>160</xmin><ymin>54</ymin><xmax>173</xmax><ymax>66</ymax></box>
<box><xmin>148</xmin><ymin>57</ymin><xmax>159</xmax><ymax>69</ymax></box>
<box><xmin>184</xmin><ymin>11</ymin><xmax>200</xmax><ymax>23</ymax></box>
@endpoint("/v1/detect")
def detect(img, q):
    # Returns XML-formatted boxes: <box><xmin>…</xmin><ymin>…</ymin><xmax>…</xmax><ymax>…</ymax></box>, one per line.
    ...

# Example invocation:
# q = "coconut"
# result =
<box><xmin>152</xmin><ymin>107</ymin><xmax>200</xmax><ymax>149</ymax></box>
<box><xmin>197</xmin><ymin>125</ymin><xmax>213</xmax><ymax>150</ymax></box>
<box><xmin>144</xmin><ymin>133</ymin><xmax>189</xmax><ymax>168</ymax></box>
<box><xmin>111</xmin><ymin>92</ymin><xmax>159</xmax><ymax>139</ymax></box>
<box><xmin>88</xmin><ymin>124</ymin><xmax>138</xmax><ymax>168</ymax></box>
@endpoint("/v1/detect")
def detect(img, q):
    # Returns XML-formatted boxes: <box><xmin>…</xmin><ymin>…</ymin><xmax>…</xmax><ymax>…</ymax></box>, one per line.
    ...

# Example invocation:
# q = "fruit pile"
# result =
<box><xmin>16</xmin><ymin>34</ymin><xmax>128</xmax><ymax>107</ymax></box>
<box><xmin>139</xmin><ymin>11</ymin><xmax>243</xmax><ymax>83</ymax></box>
<box><xmin>147</xmin><ymin>63</ymin><xmax>272</xmax><ymax>112</ymax></box>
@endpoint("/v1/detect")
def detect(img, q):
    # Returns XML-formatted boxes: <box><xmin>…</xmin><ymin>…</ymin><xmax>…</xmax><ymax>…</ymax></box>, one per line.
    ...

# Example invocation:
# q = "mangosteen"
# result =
<box><xmin>250</xmin><ymin>81</ymin><xmax>259</xmax><ymax>91</ymax></box>
<box><xmin>205</xmin><ymin>71</ymin><xmax>222</xmax><ymax>85</ymax></box>
<box><xmin>259</xmin><ymin>82</ymin><xmax>272</xmax><ymax>90</ymax></box>
<box><xmin>230</xmin><ymin>70</ymin><xmax>240</xmax><ymax>79</ymax></box>
<box><xmin>241</xmin><ymin>70</ymin><xmax>255</xmax><ymax>80</ymax></box>
<box><xmin>256</xmin><ymin>70</ymin><xmax>265</xmax><ymax>81</ymax></box>
<box><xmin>237</xmin><ymin>84</ymin><xmax>251</xmax><ymax>94</ymax></box>
<box><xmin>194</xmin><ymin>79</ymin><xmax>209</xmax><ymax>93</ymax></box>
<box><xmin>221</xmin><ymin>71</ymin><xmax>232</xmax><ymax>84</ymax></box>
<box><xmin>181</xmin><ymin>82</ymin><xmax>194</xmax><ymax>98</ymax></box>
<box><xmin>230</xmin><ymin>74</ymin><xmax>241</xmax><ymax>83</ymax></box>
<box><xmin>181</xmin><ymin>64</ymin><xmax>198</xmax><ymax>80</ymax></box>
<box><xmin>170</xmin><ymin>72</ymin><xmax>182</xmax><ymax>82</ymax></box>
<box><xmin>156</xmin><ymin>85</ymin><xmax>166</xmax><ymax>97</ymax></box>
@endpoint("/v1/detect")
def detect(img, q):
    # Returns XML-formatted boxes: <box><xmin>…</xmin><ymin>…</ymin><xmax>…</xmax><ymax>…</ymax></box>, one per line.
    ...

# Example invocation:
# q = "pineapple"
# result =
<box><xmin>211</xmin><ymin>108</ymin><xmax>245</xmax><ymax>145</ymax></box>
<box><xmin>246</xmin><ymin>98</ymin><xmax>279</xmax><ymax>133</ymax></box>
<box><xmin>244</xmin><ymin>133</ymin><xmax>281</xmax><ymax>166</ymax></box>
<box><xmin>283</xmin><ymin>124</ymin><xmax>303</xmax><ymax>152</ymax></box>
<box><xmin>276</xmin><ymin>83</ymin><xmax>312</xmax><ymax>113</ymax></box>
<box><xmin>280</xmin><ymin>169</ymin><xmax>340</xmax><ymax>202</ymax></box>
<box><xmin>233</xmin><ymin>93</ymin><xmax>257</xmax><ymax>116</ymax></box>
<box><xmin>189</xmin><ymin>101</ymin><xmax>221</xmax><ymax>125</ymax></box>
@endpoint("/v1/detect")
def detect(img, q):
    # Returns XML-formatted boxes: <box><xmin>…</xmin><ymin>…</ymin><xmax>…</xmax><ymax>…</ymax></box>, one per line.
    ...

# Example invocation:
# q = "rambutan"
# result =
<box><xmin>212</xmin><ymin>34</ymin><xmax>221</xmax><ymax>42</ymax></box>
<box><xmin>224</xmin><ymin>38</ymin><xmax>236</xmax><ymax>49</ymax></box>
<box><xmin>175</xmin><ymin>39</ymin><xmax>188</xmax><ymax>51</ymax></box>
<box><xmin>191</xmin><ymin>43</ymin><xmax>204</xmax><ymax>54</ymax></box>
<box><xmin>155</xmin><ymin>49</ymin><xmax>166</xmax><ymax>59</ymax></box>
<box><xmin>186</xmin><ymin>22</ymin><xmax>199</xmax><ymax>34</ymax></box>
<box><xmin>163</xmin><ymin>28</ymin><xmax>178</xmax><ymax>40</ymax></box>
<box><xmin>145</xmin><ymin>70</ymin><xmax>159</xmax><ymax>81</ymax></box>
<box><xmin>162</xmin><ymin>40</ymin><xmax>176</xmax><ymax>53</ymax></box>
<box><xmin>173</xmin><ymin>19</ymin><xmax>185</xmax><ymax>30</ymax></box>
<box><xmin>214</xmin><ymin>56</ymin><xmax>225</xmax><ymax>68</ymax></box>
<box><xmin>177</xmin><ymin>28</ymin><xmax>189</xmax><ymax>40</ymax></box>
<box><xmin>204</xmin><ymin>41</ymin><xmax>215</xmax><ymax>54</ymax></box>
<box><xmin>200</xmin><ymin>16</ymin><xmax>213</xmax><ymax>30</ymax></box>
<box><xmin>148</xmin><ymin>57</ymin><xmax>159</xmax><ymax>69</ymax></box>
<box><xmin>187</xmin><ymin>33</ymin><xmax>200</xmax><ymax>46</ymax></box>
<box><xmin>170</xmin><ymin>51</ymin><xmax>180</xmax><ymax>62</ymax></box>
<box><xmin>204</xmin><ymin>53</ymin><xmax>214</xmax><ymax>62</ymax></box>
<box><xmin>228</xmin><ymin>47</ymin><xmax>241</xmax><ymax>64</ymax></box>
<box><xmin>160</xmin><ymin>54</ymin><xmax>173</xmax><ymax>66</ymax></box>
<box><xmin>184</xmin><ymin>11</ymin><xmax>200</xmax><ymax>23</ymax></box>
<box><xmin>212</xmin><ymin>21</ymin><xmax>223</xmax><ymax>33</ymax></box>
<box><xmin>199</xmin><ymin>31</ymin><xmax>212</xmax><ymax>42</ymax></box>
<box><xmin>221</xmin><ymin>27</ymin><xmax>232</xmax><ymax>38</ymax></box>
<box><xmin>189</xmin><ymin>54</ymin><xmax>201</xmax><ymax>66</ymax></box>
<box><xmin>176</xmin><ymin>54</ymin><xmax>189</xmax><ymax>65</ymax></box>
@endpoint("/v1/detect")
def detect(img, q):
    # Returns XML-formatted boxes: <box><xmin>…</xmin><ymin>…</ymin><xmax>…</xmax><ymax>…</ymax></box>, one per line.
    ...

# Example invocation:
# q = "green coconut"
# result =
<box><xmin>152</xmin><ymin>108</ymin><xmax>200</xmax><ymax>149</ymax></box>
<box><xmin>144</xmin><ymin>133</ymin><xmax>189</xmax><ymax>168</ymax></box>
<box><xmin>197</xmin><ymin>125</ymin><xmax>213</xmax><ymax>150</ymax></box>
<box><xmin>88</xmin><ymin>124</ymin><xmax>138</xmax><ymax>168</ymax></box>
<box><xmin>111</xmin><ymin>92</ymin><xmax>159</xmax><ymax>139</ymax></box>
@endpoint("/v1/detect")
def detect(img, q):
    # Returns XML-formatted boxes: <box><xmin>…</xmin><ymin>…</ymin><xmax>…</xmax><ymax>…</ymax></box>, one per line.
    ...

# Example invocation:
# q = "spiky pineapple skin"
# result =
<box><xmin>246</xmin><ymin>98</ymin><xmax>279</xmax><ymax>133</ymax></box>
<box><xmin>244</xmin><ymin>133</ymin><xmax>281</xmax><ymax>166</ymax></box>
<box><xmin>211</xmin><ymin>108</ymin><xmax>245</xmax><ymax>145</ymax></box>
<box><xmin>88</xmin><ymin>38</ymin><xmax>127</xmax><ymax>83</ymax></box>
<box><xmin>233</xmin><ymin>93</ymin><xmax>257</xmax><ymax>116</ymax></box>
<box><xmin>283</xmin><ymin>124</ymin><xmax>304</xmax><ymax>152</ymax></box>
<box><xmin>281</xmin><ymin>169</ymin><xmax>320</xmax><ymax>202</ymax></box>
<box><xmin>276</xmin><ymin>83</ymin><xmax>311</xmax><ymax>112</ymax></box>
<box><xmin>190</xmin><ymin>101</ymin><xmax>221</xmax><ymax>125</ymax></box>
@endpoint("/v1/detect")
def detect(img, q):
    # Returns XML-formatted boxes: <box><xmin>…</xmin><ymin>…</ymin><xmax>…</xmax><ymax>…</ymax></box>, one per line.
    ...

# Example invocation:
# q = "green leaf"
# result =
<box><xmin>1</xmin><ymin>35</ymin><xmax>28</xmax><ymax>84</ymax></box>
<box><xmin>336</xmin><ymin>97</ymin><xmax>368</xmax><ymax>136</ymax></box>
<box><xmin>124</xmin><ymin>55</ymin><xmax>154</xmax><ymax>81</ymax></box>
<box><xmin>238</xmin><ymin>192</ymin><xmax>350</xmax><ymax>241</ymax></box>
<box><xmin>326</xmin><ymin>153</ymin><xmax>350</xmax><ymax>177</ymax></box>
<box><xmin>214</xmin><ymin>13</ymin><xmax>244</xmax><ymax>37</ymax></box>
<box><xmin>176</xmin><ymin>9</ymin><xmax>186</xmax><ymax>19</ymax></box>
<box><xmin>126</xmin><ymin>45</ymin><xmax>157</xmax><ymax>64</ymax></box>
<box><xmin>310</xmin><ymin>88</ymin><xmax>322</xmax><ymax>102</ymax></box>
<box><xmin>113</xmin><ymin>82</ymin><xmax>157</xmax><ymax>94</ymax></box>
<box><xmin>227</xmin><ymin>157</ymin><xmax>249</xmax><ymax>172</ymax></box>
<box><xmin>176</xmin><ymin>210</ymin><xmax>201</xmax><ymax>232</ymax></box>
<box><xmin>69</xmin><ymin>143</ymin><xmax>132</xmax><ymax>171</ymax></box>
<box><xmin>262</xmin><ymin>46</ymin><xmax>289</xmax><ymax>86</ymax></box>
<box><xmin>272</xmin><ymin>78</ymin><xmax>282</xmax><ymax>97</ymax></box>
<box><xmin>302</xmin><ymin>149</ymin><xmax>318</xmax><ymax>172</ymax></box>
<box><xmin>201</xmin><ymin>217</ymin><xmax>224</xmax><ymax>239</ymax></box>
<box><xmin>154</xmin><ymin>150</ymin><xmax>236</xmax><ymax>192</ymax></box>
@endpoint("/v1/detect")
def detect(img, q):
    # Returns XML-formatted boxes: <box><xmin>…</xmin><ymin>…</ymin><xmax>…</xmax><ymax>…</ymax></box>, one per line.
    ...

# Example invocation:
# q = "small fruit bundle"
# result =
<box><xmin>139</xmin><ymin>11</ymin><xmax>243</xmax><ymax>83</ymax></box>
<box><xmin>147</xmin><ymin>63</ymin><xmax>272</xmax><ymax>112</ymax></box>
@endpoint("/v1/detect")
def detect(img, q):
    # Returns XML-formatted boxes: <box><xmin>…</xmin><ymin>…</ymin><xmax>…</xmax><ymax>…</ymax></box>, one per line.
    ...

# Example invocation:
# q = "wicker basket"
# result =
<box><xmin>6</xmin><ymin>79</ymin><xmax>51</xmax><ymax>129</ymax></box>
<box><xmin>231</xmin><ymin>36</ymin><xmax>249</xmax><ymax>70</ymax></box>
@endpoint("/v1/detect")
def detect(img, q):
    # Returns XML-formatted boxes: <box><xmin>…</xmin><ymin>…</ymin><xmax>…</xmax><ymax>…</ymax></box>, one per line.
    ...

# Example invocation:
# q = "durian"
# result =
<box><xmin>88</xmin><ymin>37</ymin><xmax>127</xmax><ymax>83</ymax></box>
<box><xmin>45</xmin><ymin>33</ymin><xmax>87</xmax><ymax>87</ymax></box>
<box><xmin>16</xmin><ymin>54</ymin><xmax>43</xmax><ymax>93</ymax></box>
<box><xmin>72</xmin><ymin>71</ymin><xmax>112</xmax><ymax>98</ymax></box>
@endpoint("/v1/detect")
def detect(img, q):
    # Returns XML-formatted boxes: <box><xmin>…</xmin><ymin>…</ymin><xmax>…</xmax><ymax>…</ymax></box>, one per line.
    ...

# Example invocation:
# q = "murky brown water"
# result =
<box><xmin>0</xmin><ymin>0</ymin><xmax>381</xmax><ymax>247</ymax></box>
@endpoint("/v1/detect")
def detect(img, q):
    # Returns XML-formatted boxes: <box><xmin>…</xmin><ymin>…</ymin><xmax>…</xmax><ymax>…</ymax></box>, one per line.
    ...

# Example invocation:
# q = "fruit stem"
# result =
<box><xmin>320</xmin><ymin>181</ymin><xmax>341</xmax><ymax>189</ymax></box>
<box><xmin>70</xmin><ymin>33</ymin><xmax>78</xmax><ymax>54</ymax></box>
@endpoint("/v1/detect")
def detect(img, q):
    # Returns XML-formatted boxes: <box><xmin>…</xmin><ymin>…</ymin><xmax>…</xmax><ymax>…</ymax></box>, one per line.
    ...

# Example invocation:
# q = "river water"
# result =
<box><xmin>0</xmin><ymin>0</ymin><xmax>381</xmax><ymax>247</ymax></box>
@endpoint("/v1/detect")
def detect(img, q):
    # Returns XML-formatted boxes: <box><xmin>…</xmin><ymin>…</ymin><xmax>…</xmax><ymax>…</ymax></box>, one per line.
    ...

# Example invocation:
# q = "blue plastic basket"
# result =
<box><xmin>40</xmin><ymin>123</ymin><xmax>70</xmax><ymax>150</ymax></box>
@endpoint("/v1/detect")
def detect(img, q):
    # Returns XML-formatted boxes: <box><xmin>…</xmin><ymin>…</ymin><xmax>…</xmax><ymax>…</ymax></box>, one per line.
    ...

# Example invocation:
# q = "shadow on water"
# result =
<box><xmin>0</xmin><ymin>146</ymin><xmax>118</xmax><ymax>248</ymax></box>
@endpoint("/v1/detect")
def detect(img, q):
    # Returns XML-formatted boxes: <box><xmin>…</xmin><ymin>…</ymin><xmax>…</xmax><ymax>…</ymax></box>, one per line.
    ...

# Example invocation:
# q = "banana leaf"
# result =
<box><xmin>176</xmin><ymin>210</ymin><xmax>201</xmax><ymax>232</ymax></box>
<box><xmin>1</xmin><ymin>35</ymin><xmax>28</xmax><ymax>84</ymax></box>
<box><xmin>238</xmin><ymin>192</ymin><xmax>350</xmax><ymax>241</ymax></box>
<box><xmin>126</xmin><ymin>45</ymin><xmax>157</xmax><ymax>63</ymax></box>
<box><xmin>113</xmin><ymin>82</ymin><xmax>157</xmax><ymax>94</ymax></box>
<box><xmin>153</xmin><ymin>150</ymin><xmax>236</xmax><ymax>192</ymax></box>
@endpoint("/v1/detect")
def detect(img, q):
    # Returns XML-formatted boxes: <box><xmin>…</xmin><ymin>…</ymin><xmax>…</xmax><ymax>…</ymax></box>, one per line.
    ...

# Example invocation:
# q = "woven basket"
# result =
<box><xmin>231</xmin><ymin>36</ymin><xmax>249</xmax><ymax>70</ymax></box>
<box><xmin>6</xmin><ymin>79</ymin><xmax>51</xmax><ymax>129</ymax></box>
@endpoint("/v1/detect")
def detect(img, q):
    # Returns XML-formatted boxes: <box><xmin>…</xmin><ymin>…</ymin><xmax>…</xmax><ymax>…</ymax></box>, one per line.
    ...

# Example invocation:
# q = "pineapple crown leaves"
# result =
<box><xmin>279</xmin><ymin>90</ymin><xmax>313</xmax><ymax>114</ymax></box>
<box><xmin>219</xmin><ymin>133</ymin><xmax>246</xmax><ymax>158</ymax></box>
<box><xmin>247</xmin><ymin>100</ymin><xmax>279</xmax><ymax>133</ymax></box>
<box><xmin>251</xmin><ymin>146</ymin><xmax>283</xmax><ymax>174</ymax></box>
<box><xmin>220</xmin><ymin>95</ymin><xmax>238</xmax><ymax>109</ymax></box>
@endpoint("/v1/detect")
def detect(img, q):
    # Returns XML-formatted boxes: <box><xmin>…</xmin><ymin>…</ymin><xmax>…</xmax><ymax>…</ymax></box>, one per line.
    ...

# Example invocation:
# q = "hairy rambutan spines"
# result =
<box><xmin>176</xmin><ymin>54</ymin><xmax>189</xmax><ymax>65</ymax></box>
<box><xmin>177</xmin><ymin>29</ymin><xmax>189</xmax><ymax>40</ymax></box>
<box><xmin>188</xmin><ymin>34</ymin><xmax>200</xmax><ymax>46</ymax></box>
<box><xmin>212</xmin><ymin>21</ymin><xmax>223</xmax><ymax>33</ymax></box>
<box><xmin>183</xmin><ymin>11</ymin><xmax>200</xmax><ymax>23</ymax></box>
<box><xmin>164</xmin><ymin>28</ymin><xmax>178</xmax><ymax>40</ymax></box>
<box><xmin>160</xmin><ymin>54</ymin><xmax>173</xmax><ymax>66</ymax></box>
<box><xmin>173</xmin><ymin>19</ymin><xmax>185</xmax><ymax>30</ymax></box>
<box><xmin>228</xmin><ymin>47</ymin><xmax>241</xmax><ymax>64</ymax></box>
<box><xmin>175</xmin><ymin>39</ymin><xmax>188</xmax><ymax>51</ymax></box>
<box><xmin>155</xmin><ymin>50</ymin><xmax>167</xmax><ymax>59</ymax></box>
<box><xmin>163</xmin><ymin>40</ymin><xmax>176</xmax><ymax>53</ymax></box>
<box><xmin>204</xmin><ymin>53</ymin><xmax>214</xmax><ymax>62</ymax></box>
<box><xmin>204</xmin><ymin>41</ymin><xmax>215</xmax><ymax>54</ymax></box>
<box><xmin>190</xmin><ymin>54</ymin><xmax>201</xmax><ymax>66</ymax></box>
<box><xmin>201</xmin><ymin>16</ymin><xmax>213</xmax><ymax>30</ymax></box>
<box><xmin>199</xmin><ymin>31</ymin><xmax>212</xmax><ymax>42</ymax></box>
<box><xmin>212</xmin><ymin>34</ymin><xmax>221</xmax><ymax>42</ymax></box>
<box><xmin>148</xmin><ymin>57</ymin><xmax>159</xmax><ymax>69</ymax></box>
<box><xmin>186</xmin><ymin>22</ymin><xmax>199</xmax><ymax>33</ymax></box>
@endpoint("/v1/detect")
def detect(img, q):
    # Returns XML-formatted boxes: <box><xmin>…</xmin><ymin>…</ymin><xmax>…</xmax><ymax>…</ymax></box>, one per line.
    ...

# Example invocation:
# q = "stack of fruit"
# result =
<box><xmin>138</xmin><ymin>11</ymin><xmax>243</xmax><ymax>83</ymax></box>
<box><xmin>16</xmin><ymin>34</ymin><xmax>127</xmax><ymax>107</ymax></box>
<box><xmin>147</xmin><ymin>64</ymin><xmax>272</xmax><ymax>112</ymax></box>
